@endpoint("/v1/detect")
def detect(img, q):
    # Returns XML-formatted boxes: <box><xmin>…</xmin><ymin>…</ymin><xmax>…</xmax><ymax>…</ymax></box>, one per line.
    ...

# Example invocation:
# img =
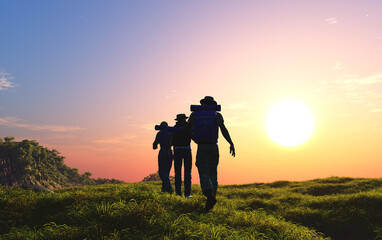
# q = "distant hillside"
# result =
<box><xmin>0</xmin><ymin>136</ymin><xmax>123</xmax><ymax>189</ymax></box>
<box><xmin>1</xmin><ymin>177</ymin><xmax>382</xmax><ymax>239</ymax></box>
<box><xmin>142</xmin><ymin>172</ymin><xmax>175</xmax><ymax>182</ymax></box>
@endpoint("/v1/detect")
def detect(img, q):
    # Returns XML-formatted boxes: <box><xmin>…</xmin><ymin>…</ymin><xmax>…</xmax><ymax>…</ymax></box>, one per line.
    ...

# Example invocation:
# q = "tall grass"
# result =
<box><xmin>1</xmin><ymin>177</ymin><xmax>382</xmax><ymax>239</ymax></box>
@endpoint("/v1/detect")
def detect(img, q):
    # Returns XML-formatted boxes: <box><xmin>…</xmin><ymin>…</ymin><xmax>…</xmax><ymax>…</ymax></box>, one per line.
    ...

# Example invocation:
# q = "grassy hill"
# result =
<box><xmin>0</xmin><ymin>137</ymin><xmax>122</xmax><ymax>189</ymax></box>
<box><xmin>1</xmin><ymin>177</ymin><xmax>382</xmax><ymax>239</ymax></box>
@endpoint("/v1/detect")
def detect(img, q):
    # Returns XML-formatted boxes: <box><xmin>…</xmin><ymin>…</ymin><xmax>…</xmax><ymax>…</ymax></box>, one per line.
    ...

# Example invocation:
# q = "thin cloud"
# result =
<box><xmin>141</xmin><ymin>122</ymin><xmax>156</xmax><ymax>131</ymax></box>
<box><xmin>332</xmin><ymin>63</ymin><xmax>345</xmax><ymax>71</ymax></box>
<box><xmin>319</xmin><ymin>73</ymin><xmax>382</xmax><ymax>114</ymax></box>
<box><xmin>94</xmin><ymin>134</ymin><xmax>137</xmax><ymax>144</ymax></box>
<box><xmin>334</xmin><ymin>74</ymin><xmax>382</xmax><ymax>85</ymax></box>
<box><xmin>325</xmin><ymin>17</ymin><xmax>338</xmax><ymax>24</ymax></box>
<box><xmin>125</xmin><ymin>118</ymin><xmax>157</xmax><ymax>132</ymax></box>
<box><xmin>224</xmin><ymin>118</ymin><xmax>256</xmax><ymax>128</ymax></box>
<box><xmin>165</xmin><ymin>89</ymin><xmax>183</xmax><ymax>98</ymax></box>
<box><xmin>370</xmin><ymin>108</ymin><xmax>382</xmax><ymax>113</ymax></box>
<box><xmin>226</xmin><ymin>102</ymin><xmax>250</xmax><ymax>110</ymax></box>
<box><xmin>336</xmin><ymin>113</ymin><xmax>351</xmax><ymax>117</ymax></box>
<box><xmin>0</xmin><ymin>71</ymin><xmax>15</xmax><ymax>90</ymax></box>
<box><xmin>0</xmin><ymin>116</ymin><xmax>84</xmax><ymax>132</ymax></box>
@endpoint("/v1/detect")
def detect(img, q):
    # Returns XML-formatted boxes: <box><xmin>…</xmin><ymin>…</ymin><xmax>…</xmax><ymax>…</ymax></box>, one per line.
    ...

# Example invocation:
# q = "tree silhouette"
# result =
<box><xmin>142</xmin><ymin>172</ymin><xmax>175</xmax><ymax>182</ymax></box>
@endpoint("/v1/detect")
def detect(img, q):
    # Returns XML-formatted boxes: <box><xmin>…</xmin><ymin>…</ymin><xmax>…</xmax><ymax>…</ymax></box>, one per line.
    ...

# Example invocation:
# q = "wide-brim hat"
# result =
<box><xmin>200</xmin><ymin>96</ymin><xmax>217</xmax><ymax>105</ymax></box>
<box><xmin>175</xmin><ymin>114</ymin><xmax>188</xmax><ymax>121</ymax></box>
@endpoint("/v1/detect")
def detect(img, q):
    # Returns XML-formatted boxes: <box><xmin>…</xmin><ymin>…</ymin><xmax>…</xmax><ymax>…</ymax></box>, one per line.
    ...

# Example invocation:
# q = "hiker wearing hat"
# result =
<box><xmin>172</xmin><ymin>113</ymin><xmax>192</xmax><ymax>197</ymax></box>
<box><xmin>153</xmin><ymin>121</ymin><xmax>174</xmax><ymax>193</ymax></box>
<box><xmin>189</xmin><ymin>96</ymin><xmax>235</xmax><ymax>211</ymax></box>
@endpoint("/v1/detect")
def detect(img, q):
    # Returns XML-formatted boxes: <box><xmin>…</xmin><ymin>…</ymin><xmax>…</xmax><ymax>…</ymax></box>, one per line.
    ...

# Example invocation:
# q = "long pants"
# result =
<box><xmin>174</xmin><ymin>148</ymin><xmax>192</xmax><ymax>196</ymax></box>
<box><xmin>195</xmin><ymin>144</ymin><xmax>219</xmax><ymax>196</ymax></box>
<box><xmin>158</xmin><ymin>148</ymin><xmax>173</xmax><ymax>193</ymax></box>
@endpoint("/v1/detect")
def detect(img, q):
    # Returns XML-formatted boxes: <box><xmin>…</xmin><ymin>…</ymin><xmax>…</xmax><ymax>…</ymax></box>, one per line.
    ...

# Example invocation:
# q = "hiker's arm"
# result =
<box><xmin>169</xmin><ymin>133</ymin><xmax>173</xmax><ymax>148</ymax></box>
<box><xmin>189</xmin><ymin>124</ymin><xmax>196</xmax><ymax>143</ymax></box>
<box><xmin>153</xmin><ymin>132</ymin><xmax>160</xmax><ymax>150</ymax></box>
<box><xmin>220</xmin><ymin>123</ymin><xmax>235</xmax><ymax>157</ymax></box>
<box><xmin>188</xmin><ymin>113</ymin><xmax>197</xmax><ymax>143</ymax></box>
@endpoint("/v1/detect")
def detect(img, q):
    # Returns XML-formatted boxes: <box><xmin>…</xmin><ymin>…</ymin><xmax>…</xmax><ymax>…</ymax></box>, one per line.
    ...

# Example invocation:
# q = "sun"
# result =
<box><xmin>266</xmin><ymin>100</ymin><xmax>314</xmax><ymax>147</ymax></box>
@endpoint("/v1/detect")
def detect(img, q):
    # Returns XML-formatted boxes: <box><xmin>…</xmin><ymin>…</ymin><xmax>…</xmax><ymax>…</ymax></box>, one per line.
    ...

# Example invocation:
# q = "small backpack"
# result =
<box><xmin>155</xmin><ymin>125</ymin><xmax>182</xmax><ymax>147</ymax></box>
<box><xmin>190</xmin><ymin>105</ymin><xmax>221</xmax><ymax>144</ymax></box>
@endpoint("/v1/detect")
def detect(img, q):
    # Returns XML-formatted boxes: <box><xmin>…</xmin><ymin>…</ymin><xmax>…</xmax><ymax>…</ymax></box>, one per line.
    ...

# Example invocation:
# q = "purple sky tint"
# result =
<box><xmin>1</xmin><ymin>1</ymin><xmax>382</xmax><ymax>183</ymax></box>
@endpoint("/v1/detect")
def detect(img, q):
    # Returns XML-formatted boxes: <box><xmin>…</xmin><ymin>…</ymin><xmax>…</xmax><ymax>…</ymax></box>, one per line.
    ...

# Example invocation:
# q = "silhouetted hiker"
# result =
<box><xmin>153</xmin><ymin>121</ymin><xmax>174</xmax><ymax>193</ymax></box>
<box><xmin>172</xmin><ymin>114</ymin><xmax>192</xmax><ymax>197</ymax></box>
<box><xmin>189</xmin><ymin>96</ymin><xmax>235</xmax><ymax>211</ymax></box>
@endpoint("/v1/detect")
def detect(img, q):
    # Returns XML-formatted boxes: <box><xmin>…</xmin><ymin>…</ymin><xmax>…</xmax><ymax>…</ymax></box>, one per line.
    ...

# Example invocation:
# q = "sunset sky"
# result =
<box><xmin>1</xmin><ymin>1</ymin><xmax>382</xmax><ymax>184</ymax></box>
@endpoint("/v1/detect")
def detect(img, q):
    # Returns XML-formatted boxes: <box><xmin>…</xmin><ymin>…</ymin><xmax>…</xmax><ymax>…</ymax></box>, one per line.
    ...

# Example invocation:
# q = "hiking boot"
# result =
<box><xmin>204</xmin><ymin>190</ymin><xmax>217</xmax><ymax>211</ymax></box>
<box><xmin>205</xmin><ymin>196</ymin><xmax>217</xmax><ymax>211</ymax></box>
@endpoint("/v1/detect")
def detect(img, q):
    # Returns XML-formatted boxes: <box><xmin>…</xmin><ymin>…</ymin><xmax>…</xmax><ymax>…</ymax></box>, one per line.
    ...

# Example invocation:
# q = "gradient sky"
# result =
<box><xmin>1</xmin><ymin>1</ymin><xmax>382</xmax><ymax>184</ymax></box>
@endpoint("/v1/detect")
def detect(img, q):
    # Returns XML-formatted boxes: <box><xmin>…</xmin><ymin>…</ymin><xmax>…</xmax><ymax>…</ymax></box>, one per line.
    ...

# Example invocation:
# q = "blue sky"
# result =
<box><xmin>1</xmin><ymin>1</ymin><xmax>382</xmax><ymax>183</ymax></box>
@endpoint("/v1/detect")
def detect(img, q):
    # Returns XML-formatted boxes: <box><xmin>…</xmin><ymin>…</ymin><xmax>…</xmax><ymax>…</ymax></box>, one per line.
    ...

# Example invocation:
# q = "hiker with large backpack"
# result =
<box><xmin>153</xmin><ymin>121</ymin><xmax>174</xmax><ymax>193</ymax></box>
<box><xmin>172</xmin><ymin>114</ymin><xmax>192</xmax><ymax>198</ymax></box>
<box><xmin>189</xmin><ymin>96</ymin><xmax>235</xmax><ymax>211</ymax></box>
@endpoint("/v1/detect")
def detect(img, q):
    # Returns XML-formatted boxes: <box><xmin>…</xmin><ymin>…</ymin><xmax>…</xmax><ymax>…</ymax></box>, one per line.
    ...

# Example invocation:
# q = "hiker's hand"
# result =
<box><xmin>230</xmin><ymin>144</ymin><xmax>235</xmax><ymax>157</ymax></box>
<box><xmin>153</xmin><ymin>144</ymin><xmax>158</xmax><ymax>150</ymax></box>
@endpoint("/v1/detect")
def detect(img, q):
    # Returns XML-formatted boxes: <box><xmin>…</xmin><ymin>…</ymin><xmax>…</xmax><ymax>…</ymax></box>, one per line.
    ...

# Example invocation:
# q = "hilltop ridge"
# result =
<box><xmin>1</xmin><ymin>177</ymin><xmax>382</xmax><ymax>239</ymax></box>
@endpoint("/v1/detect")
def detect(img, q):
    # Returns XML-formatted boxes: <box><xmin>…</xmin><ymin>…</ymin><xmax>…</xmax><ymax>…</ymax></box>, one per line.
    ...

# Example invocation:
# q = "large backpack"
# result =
<box><xmin>190</xmin><ymin>105</ymin><xmax>221</xmax><ymax>144</ymax></box>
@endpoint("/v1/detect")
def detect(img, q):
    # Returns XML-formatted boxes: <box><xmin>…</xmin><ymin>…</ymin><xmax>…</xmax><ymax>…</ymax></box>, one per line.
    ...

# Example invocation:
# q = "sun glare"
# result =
<box><xmin>266</xmin><ymin>100</ymin><xmax>314</xmax><ymax>147</ymax></box>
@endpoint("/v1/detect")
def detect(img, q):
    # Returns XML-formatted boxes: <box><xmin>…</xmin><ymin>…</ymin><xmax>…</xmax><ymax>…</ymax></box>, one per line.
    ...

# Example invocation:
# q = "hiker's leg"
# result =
<box><xmin>196</xmin><ymin>145</ymin><xmax>213</xmax><ymax>195</ymax></box>
<box><xmin>184</xmin><ymin>149</ymin><xmax>192</xmax><ymax>196</ymax></box>
<box><xmin>158</xmin><ymin>150</ymin><xmax>166</xmax><ymax>192</ymax></box>
<box><xmin>174</xmin><ymin>149</ymin><xmax>183</xmax><ymax>195</ymax></box>
<box><xmin>166</xmin><ymin>150</ymin><xmax>173</xmax><ymax>193</ymax></box>
<box><xmin>159</xmin><ymin>149</ymin><xmax>173</xmax><ymax>193</ymax></box>
<box><xmin>208</xmin><ymin>144</ymin><xmax>219</xmax><ymax>196</ymax></box>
